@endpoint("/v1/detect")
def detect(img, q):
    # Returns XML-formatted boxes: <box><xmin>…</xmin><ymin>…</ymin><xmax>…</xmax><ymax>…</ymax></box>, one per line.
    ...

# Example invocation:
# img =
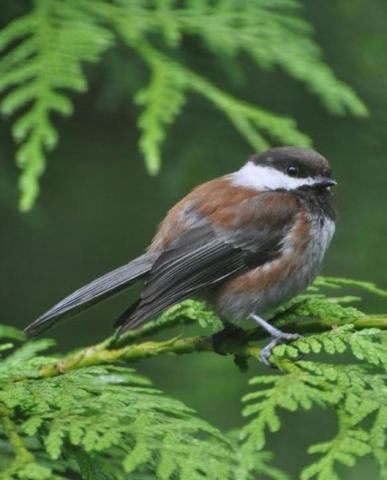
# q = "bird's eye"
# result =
<box><xmin>287</xmin><ymin>165</ymin><xmax>299</xmax><ymax>177</ymax></box>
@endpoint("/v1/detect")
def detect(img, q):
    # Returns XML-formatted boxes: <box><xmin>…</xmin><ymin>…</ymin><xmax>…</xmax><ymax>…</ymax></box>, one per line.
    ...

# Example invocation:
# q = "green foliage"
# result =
<box><xmin>133</xmin><ymin>48</ymin><xmax>187</xmax><ymax>175</ymax></box>
<box><xmin>0</xmin><ymin>0</ymin><xmax>113</xmax><ymax>211</ymax></box>
<box><xmin>0</xmin><ymin>329</ymin><xmax>280</xmax><ymax>479</ymax></box>
<box><xmin>0</xmin><ymin>0</ymin><xmax>367</xmax><ymax>210</ymax></box>
<box><xmin>242</xmin><ymin>278</ymin><xmax>387</xmax><ymax>480</ymax></box>
<box><xmin>155</xmin><ymin>298</ymin><xmax>223</xmax><ymax>332</ymax></box>
<box><xmin>0</xmin><ymin>276</ymin><xmax>386</xmax><ymax>479</ymax></box>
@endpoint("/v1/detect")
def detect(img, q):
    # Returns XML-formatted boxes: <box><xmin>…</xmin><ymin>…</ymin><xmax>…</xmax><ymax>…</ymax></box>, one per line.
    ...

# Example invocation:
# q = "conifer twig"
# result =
<box><xmin>38</xmin><ymin>314</ymin><xmax>387</xmax><ymax>378</ymax></box>
<box><xmin>0</xmin><ymin>407</ymin><xmax>34</xmax><ymax>473</ymax></box>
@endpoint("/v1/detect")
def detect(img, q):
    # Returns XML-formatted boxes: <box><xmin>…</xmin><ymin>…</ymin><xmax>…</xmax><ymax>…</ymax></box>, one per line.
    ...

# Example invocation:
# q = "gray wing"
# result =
<box><xmin>117</xmin><ymin>195</ymin><xmax>299</xmax><ymax>332</ymax></box>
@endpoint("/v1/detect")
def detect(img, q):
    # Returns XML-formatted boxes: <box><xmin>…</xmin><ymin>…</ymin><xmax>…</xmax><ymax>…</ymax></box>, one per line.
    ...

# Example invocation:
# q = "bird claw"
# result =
<box><xmin>260</xmin><ymin>338</ymin><xmax>280</xmax><ymax>367</ymax></box>
<box><xmin>249</xmin><ymin>313</ymin><xmax>302</xmax><ymax>367</ymax></box>
<box><xmin>274</xmin><ymin>331</ymin><xmax>302</xmax><ymax>342</ymax></box>
<box><xmin>260</xmin><ymin>332</ymin><xmax>302</xmax><ymax>367</ymax></box>
<box><xmin>211</xmin><ymin>324</ymin><xmax>246</xmax><ymax>355</ymax></box>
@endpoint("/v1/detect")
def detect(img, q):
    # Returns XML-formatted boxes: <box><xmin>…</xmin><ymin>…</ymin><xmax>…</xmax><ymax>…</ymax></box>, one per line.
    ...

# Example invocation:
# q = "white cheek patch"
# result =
<box><xmin>232</xmin><ymin>162</ymin><xmax>315</xmax><ymax>191</ymax></box>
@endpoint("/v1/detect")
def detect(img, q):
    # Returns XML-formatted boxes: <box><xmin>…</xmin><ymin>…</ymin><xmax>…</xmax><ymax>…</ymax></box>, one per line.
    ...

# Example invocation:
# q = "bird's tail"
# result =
<box><xmin>24</xmin><ymin>253</ymin><xmax>155</xmax><ymax>335</ymax></box>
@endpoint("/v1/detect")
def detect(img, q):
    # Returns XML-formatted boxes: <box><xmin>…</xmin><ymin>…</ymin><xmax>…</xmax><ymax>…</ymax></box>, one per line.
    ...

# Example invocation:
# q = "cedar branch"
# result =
<box><xmin>38</xmin><ymin>314</ymin><xmax>387</xmax><ymax>378</ymax></box>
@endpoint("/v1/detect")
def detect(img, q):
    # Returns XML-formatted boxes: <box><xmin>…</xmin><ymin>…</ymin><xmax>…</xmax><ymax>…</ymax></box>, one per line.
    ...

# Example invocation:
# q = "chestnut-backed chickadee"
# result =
<box><xmin>25</xmin><ymin>147</ymin><xmax>336</xmax><ymax>364</ymax></box>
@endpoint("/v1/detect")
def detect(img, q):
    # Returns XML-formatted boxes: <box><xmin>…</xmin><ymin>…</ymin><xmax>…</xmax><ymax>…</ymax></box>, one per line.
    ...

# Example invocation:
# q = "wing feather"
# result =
<box><xmin>118</xmin><ymin>191</ymin><xmax>301</xmax><ymax>333</ymax></box>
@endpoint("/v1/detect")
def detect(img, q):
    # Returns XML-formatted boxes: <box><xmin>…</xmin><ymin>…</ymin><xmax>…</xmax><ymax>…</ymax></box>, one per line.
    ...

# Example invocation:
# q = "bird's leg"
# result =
<box><xmin>211</xmin><ymin>322</ymin><xmax>246</xmax><ymax>356</ymax></box>
<box><xmin>249</xmin><ymin>313</ymin><xmax>302</xmax><ymax>367</ymax></box>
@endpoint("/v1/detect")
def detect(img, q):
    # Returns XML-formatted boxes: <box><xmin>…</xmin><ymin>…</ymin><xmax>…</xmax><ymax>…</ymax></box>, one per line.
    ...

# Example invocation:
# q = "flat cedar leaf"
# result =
<box><xmin>0</xmin><ymin>0</ymin><xmax>366</xmax><ymax>210</ymax></box>
<box><xmin>315</xmin><ymin>276</ymin><xmax>387</xmax><ymax>297</ymax></box>
<box><xmin>45</xmin><ymin>424</ymin><xmax>66</xmax><ymax>459</ymax></box>
<box><xmin>22</xmin><ymin>416</ymin><xmax>44</xmax><ymax>436</ymax></box>
<box><xmin>135</xmin><ymin>53</ymin><xmax>186</xmax><ymax>175</ymax></box>
<box><xmin>73</xmin><ymin>450</ymin><xmax>113</xmax><ymax>480</ymax></box>
<box><xmin>0</xmin><ymin>325</ymin><xmax>25</xmax><ymax>341</ymax></box>
<box><xmin>123</xmin><ymin>439</ymin><xmax>151</xmax><ymax>473</ymax></box>
<box><xmin>0</xmin><ymin>274</ymin><xmax>386</xmax><ymax>479</ymax></box>
<box><xmin>157</xmin><ymin>456</ymin><xmax>176</xmax><ymax>480</ymax></box>
<box><xmin>16</xmin><ymin>463</ymin><xmax>52</xmax><ymax>480</ymax></box>
<box><xmin>1</xmin><ymin>339</ymin><xmax>56</xmax><ymax>367</ymax></box>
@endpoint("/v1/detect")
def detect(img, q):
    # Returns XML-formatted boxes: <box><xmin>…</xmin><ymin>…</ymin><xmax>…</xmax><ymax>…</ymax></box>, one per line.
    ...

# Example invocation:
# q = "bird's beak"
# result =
<box><xmin>312</xmin><ymin>178</ymin><xmax>337</xmax><ymax>189</ymax></box>
<box><xmin>298</xmin><ymin>177</ymin><xmax>337</xmax><ymax>192</ymax></box>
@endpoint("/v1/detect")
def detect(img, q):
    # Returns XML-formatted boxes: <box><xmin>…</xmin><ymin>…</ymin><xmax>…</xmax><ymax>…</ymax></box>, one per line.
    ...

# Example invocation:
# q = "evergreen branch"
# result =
<box><xmin>38</xmin><ymin>314</ymin><xmax>387</xmax><ymax>379</ymax></box>
<box><xmin>0</xmin><ymin>0</ymin><xmax>112</xmax><ymax>211</ymax></box>
<box><xmin>103</xmin><ymin>299</ymin><xmax>220</xmax><ymax>350</ymax></box>
<box><xmin>0</xmin><ymin>0</ymin><xmax>367</xmax><ymax>210</ymax></box>
<box><xmin>301</xmin><ymin>410</ymin><xmax>371</xmax><ymax>480</ymax></box>
<box><xmin>0</xmin><ymin>408</ymin><xmax>34</xmax><ymax>466</ymax></box>
<box><xmin>0</xmin><ymin>337</ymin><xmax>249</xmax><ymax>479</ymax></box>
<box><xmin>113</xmin><ymin>36</ymin><xmax>312</xmax><ymax>165</ymax></box>
<box><xmin>0</xmin><ymin>277</ymin><xmax>386</xmax><ymax>478</ymax></box>
<box><xmin>133</xmin><ymin>48</ymin><xmax>187</xmax><ymax>175</ymax></box>
<box><xmin>97</xmin><ymin>0</ymin><xmax>367</xmax><ymax>117</ymax></box>
<box><xmin>238</xmin><ymin>279</ymin><xmax>387</xmax><ymax>480</ymax></box>
<box><xmin>0</xmin><ymin>406</ymin><xmax>52</xmax><ymax>478</ymax></box>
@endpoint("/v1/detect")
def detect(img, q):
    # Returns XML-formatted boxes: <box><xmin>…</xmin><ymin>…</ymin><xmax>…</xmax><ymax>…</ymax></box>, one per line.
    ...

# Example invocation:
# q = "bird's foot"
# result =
<box><xmin>211</xmin><ymin>323</ymin><xmax>246</xmax><ymax>356</ymax></box>
<box><xmin>212</xmin><ymin>324</ymin><xmax>250</xmax><ymax>372</ymax></box>
<box><xmin>249</xmin><ymin>313</ymin><xmax>302</xmax><ymax>367</ymax></box>
<box><xmin>260</xmin><ymin>333</ymin><xmax>302</xmax><ymax>367</ymax></box>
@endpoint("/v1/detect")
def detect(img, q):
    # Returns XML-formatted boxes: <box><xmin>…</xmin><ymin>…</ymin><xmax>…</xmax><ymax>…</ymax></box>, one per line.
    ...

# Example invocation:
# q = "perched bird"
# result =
<box><xmin>25</xmin><ymin>147</ymin><xmax>336</xmax><ymax>364</ymax></box>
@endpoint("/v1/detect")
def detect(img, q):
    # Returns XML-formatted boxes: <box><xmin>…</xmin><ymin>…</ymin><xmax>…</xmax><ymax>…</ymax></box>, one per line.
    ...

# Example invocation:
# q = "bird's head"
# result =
<box><xmin>234</xmin><ymin>146</ymin><xmax>337</xmax><ymax>193</ymax></box>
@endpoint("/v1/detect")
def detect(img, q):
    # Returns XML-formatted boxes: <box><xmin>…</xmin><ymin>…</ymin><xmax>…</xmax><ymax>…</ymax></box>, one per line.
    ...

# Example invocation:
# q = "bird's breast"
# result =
<box><xmin>212</xmin><ymin>212</ymin><xmax>335</xmax><ymax>322</ymax></box>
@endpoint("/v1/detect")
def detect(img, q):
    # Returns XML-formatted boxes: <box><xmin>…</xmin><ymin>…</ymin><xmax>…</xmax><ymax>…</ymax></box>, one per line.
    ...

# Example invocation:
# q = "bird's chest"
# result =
<box><xmin>214</xmin><ymin>213</ymin><xmax>335</xmax><ymax>321</ymax></box>
<box><xmin>263</xmin><ymin>213</ymin><xmax>335</xmax><ymax>298</ymax></box>
<box><xmin>291</xmin><ymin>214</ymin><xmax>335</xmax><ymax>283</ymax></box>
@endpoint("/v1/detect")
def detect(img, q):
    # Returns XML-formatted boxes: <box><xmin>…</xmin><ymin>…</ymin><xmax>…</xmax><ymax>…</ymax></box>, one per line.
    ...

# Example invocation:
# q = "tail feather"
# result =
<box><xmin>114</xmin><ymin>299</ymin><xmax>141</xmax><ymax>329</ymax></box>
<box><xmin>25</xmin><ymin>253</ymin><xmax>155</xmax><ymax>335</ymax></box>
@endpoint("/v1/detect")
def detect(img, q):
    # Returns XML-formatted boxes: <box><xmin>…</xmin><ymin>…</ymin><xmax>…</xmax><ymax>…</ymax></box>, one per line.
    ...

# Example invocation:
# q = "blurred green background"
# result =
<box><xmin>1</xmin><ymin>1</ymin><xmax>387</xmax><ymax>478</ymax></box>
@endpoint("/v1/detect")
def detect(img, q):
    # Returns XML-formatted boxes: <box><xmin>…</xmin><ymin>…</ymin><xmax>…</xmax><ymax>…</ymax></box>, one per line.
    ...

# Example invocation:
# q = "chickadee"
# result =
<box><xmin>25</xmin><ymin>147</ymin><xmax>336</xmax><ymax>364</ymax></box>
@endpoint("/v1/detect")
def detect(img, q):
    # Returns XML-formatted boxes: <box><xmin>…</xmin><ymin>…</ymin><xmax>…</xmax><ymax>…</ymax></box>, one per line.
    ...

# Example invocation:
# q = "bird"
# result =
<box><xmin>25</xmin><ymin>146</ymin><xmax>336</xmax><ymax>365</ymax></box>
